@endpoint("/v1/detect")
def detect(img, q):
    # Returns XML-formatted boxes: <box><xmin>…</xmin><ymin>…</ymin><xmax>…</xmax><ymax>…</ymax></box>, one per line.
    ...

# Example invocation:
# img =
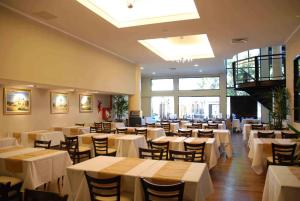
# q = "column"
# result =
<box><xmin>272</xmin><ymin>45</ymin><xmax>282</xmax><ymax>79</ymax></box>
<box><xmin>128</xmin><ymin>65</ymin><xmax>141</xmax><ymax>115</ymax></box>
<box><xmin>260</xmin><ymin>47</ymin><xmax>269</xmax><ymax>79</ymax></box>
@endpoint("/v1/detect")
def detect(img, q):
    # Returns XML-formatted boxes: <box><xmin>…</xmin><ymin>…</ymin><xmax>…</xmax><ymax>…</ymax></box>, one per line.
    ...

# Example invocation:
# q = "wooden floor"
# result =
<box><xmin>206</xmin><ymin>133</ymin><xmax>266</xmax><ymax>201</ymax></box>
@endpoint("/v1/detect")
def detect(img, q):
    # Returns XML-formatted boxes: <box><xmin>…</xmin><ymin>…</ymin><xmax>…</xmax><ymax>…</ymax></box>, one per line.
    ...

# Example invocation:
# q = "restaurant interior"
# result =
<box><xmin>0</xmin><ymin>0</ymin><xmax>300</xmax><ymax>201</ymax></box>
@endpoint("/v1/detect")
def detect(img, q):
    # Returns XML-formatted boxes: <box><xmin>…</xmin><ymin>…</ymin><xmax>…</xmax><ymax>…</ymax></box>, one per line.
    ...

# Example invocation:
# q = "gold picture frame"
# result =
<box><xmin>3</xmin><ymin>88</ymin><xmax>31</xmax><ymax>115</ymax></box>
<box><xmin>79</xmin><ymin>94</ymin><xmax>93</xmax><ymax>113</ymax></box>
<box><xmin>50</xmin><ymin>92</ymin><xmax>69</xmax><ymax>114</ymax></box>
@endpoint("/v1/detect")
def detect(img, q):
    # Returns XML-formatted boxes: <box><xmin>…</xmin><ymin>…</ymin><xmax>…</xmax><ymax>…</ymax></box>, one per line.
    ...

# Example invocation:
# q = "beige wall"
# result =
<box><xmin>0</xmin><ymin>86</ymin><xmax>111</xmax><ymax>136</ymax></box>
<box><xmin>141</xmin><ymin>74</ymin><xmax>227</xmax><ymax>118</ymax></box>
<box><xmin>286</xmin><ymin>27</ymin><xmax>300</xmax><ymax>129</ymax></box>
<box><xmin>0</xmin><ymin>6</ymin><xmax>136</xmax><ymax>94</ymax></box>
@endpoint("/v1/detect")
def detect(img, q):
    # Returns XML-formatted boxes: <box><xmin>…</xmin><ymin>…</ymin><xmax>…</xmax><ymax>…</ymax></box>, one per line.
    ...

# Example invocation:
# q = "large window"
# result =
<box><xmin>179</xmin><ymin>97</ymin><xmax>220</xmax><ymax>119</ymax></box>
<box><xmin>179</xmin><ymin>77</ymin><xmax>219</xmax><ymax>90</ymax></box>
<box><xmin>151</xmin><ymin>96</ymin><xmax>174</xmax><ymax>120</ymax></box>
<box><xmin>151</xmin><ymin>79</ymin><xmax>173</xmax><ymax>91</ymax></box>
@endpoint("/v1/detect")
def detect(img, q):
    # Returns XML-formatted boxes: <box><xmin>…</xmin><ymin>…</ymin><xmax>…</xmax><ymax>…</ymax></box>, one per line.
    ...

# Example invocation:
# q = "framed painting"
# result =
<box><xmin>51</xmin><ymin>92</ymin><xmax>69</xmax><ymax>114</ymax></box>
<box><xmin>79</xmin><ymin>94</ymin><xmax>93</xmax><ymax>113</ymax></box>
<box><xmin>3</xmin><ymin>88</ymin><xmax>31</xmax><ymax>115</ymax></box>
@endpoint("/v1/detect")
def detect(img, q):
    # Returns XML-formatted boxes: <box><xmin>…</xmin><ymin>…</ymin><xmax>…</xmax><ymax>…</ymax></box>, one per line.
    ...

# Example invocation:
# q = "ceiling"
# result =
<box><xmin>1</xmin><ymin>0</ymin><xmax>299</xmax><ymax>77</ymax></box>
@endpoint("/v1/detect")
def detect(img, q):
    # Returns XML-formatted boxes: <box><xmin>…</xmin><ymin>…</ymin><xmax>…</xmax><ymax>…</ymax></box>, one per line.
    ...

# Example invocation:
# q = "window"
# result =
<box><xmin>179</xmin><ymin>97</ymin><xmax>220</xmax><ymax>119</ymax></box>
<box><xmin>151</xmin><ymin>79</ymin><xmax>173</xmax><ymax>91</ymax></box>
<box><xmin>151</xmin><ymin>96</ymin><xmax>174</xmax><ymax>120</ymax></box>
<box><xmin>179</xmin><ymin>77</ymin><xmax>219</xmax><ymax>90</ymax></box>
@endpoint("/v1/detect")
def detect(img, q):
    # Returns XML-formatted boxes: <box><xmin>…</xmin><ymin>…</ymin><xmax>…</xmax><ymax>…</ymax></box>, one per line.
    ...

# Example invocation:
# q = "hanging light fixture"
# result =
<box><xmin>127</xmin><ymin>0</ymin><xmax>135</xmax><ymax>8</ymax></box>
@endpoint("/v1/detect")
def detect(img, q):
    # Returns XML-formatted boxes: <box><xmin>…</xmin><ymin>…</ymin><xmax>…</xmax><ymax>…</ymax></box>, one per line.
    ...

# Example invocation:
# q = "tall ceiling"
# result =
<box><xmin>1</xmin><ymin>0</ymin><xmax>299</xmax><ymax>77</ymax></box>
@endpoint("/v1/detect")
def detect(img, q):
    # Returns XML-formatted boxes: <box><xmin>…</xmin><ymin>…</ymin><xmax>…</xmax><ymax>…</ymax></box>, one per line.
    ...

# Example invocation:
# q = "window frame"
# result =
<box><xmin>151</xmin><ymin>78</ymin><xmax>174</xmax><ymax>91</ymax></box>
<box><xmin>178</xmin><ymin>76</ymin><xmax>220</xmax><ymax>91</ymax></box>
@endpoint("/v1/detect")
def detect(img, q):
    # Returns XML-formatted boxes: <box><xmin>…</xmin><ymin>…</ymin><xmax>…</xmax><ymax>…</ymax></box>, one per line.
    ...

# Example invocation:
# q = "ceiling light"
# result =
<box><xmin>232</xmin><ymin>38</ymin><xmax>248</xmax><ymax>44</ymax></box>
<box><xmin>194</xmin><ymin>64</ymin><xmax>199</xmax><ymax>67</ymax></box>
<box><xmin>139</xmin><ymin>34</ymin><xmax>215</xmax><ymax>62</ymax></box>
<box><xmin>140</xmin><ymin>66</ymin><xmax>144</xmax><ymax>70</ymax></box>
<box><xmin>76</xmin><ymin>0</ymin><xmax>199</xmax><ymax>28</ymax></box>
<box><xmin>199</xmin><ymin>69</ymin><xmax>203</xmax><ymax>73</ymax></box>
<box><xmin>152</xmin><ymin>72</ymin><xmax>156</xmax><ymax>75</ymax></box>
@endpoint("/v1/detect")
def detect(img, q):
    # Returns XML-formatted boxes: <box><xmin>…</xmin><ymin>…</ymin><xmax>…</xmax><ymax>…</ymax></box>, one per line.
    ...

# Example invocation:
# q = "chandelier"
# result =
<box><xmin>127</xmin><ymin>0</ymin><xmax>135</xmax><ymax>8</ymax></box>
<box><xmin>175</xmin><ymin>57</ymin><xmax>193</xmax><ymax>63</ymax></box>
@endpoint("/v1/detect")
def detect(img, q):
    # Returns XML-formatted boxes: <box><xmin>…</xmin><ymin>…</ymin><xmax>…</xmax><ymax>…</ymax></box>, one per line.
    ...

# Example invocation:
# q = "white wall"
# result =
<box><xmin>141</xmin><ymin>74</ymin><xmax>227</xmax><ymax>118</ymax></box>
<box><xmin>0</xmin><ymin>87</ymin><xmax>111</xmax><ymax>136</ymax></box>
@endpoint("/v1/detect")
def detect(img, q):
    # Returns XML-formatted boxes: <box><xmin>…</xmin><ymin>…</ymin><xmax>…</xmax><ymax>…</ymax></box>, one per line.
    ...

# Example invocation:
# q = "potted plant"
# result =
<box><xmin>112</xmin><ymin>95</ymin><xmax>128</xmax><ymax>122</ymax></box>
<box><xmin>271</xmin><ymin>87</ymin><xmax>290</xmax><ymax>130</ymax></box>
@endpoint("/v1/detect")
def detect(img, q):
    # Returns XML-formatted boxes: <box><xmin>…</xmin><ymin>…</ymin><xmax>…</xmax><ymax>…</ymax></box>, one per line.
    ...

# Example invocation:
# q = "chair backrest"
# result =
<box><xmin>59</xmin><ymin>141</ymin><xmax>67</xmax><ymax>150</ymax></box>
<box><xmin>184</xmin><ymin>142</ymin><xmax>206</xmax><ymax>162</ymax></box>
<box><xmin>92</xmin><ymin>137</ymin><xmax>109</xmax><ymax>156</ymax></box>
<box><xmin>75</xmin><ymin>123</ymin><xmax>84</xmax><ymax>127</ymax></box>
<box><xmin>85</xmin><ymin>172</ymin><xmax>121</xmax><ymax>201</ymax></box>
<box><xmin>135</xmin><ymin>128</ymin><xmax>148</xmax><ymax>139</ymax></box>
<box><xmin>272</xmin><ymin>143</ymin><xmax>297</xmax><ymax>165</ymax></box>
<box><xmin>140</xmin><ymin>178</ymin><xmax>185</xmax><ymax>201</ymax></box>
<box><xmin>197</xmin><ymin>130</ymin><xmax>214</xmax><ymax>138</ymax></box>
<box><xmin>281</xmin><ymin>132</ymin><xmax>299</xmax><ymax>139</ymax></box>
<box><xmin>116</xmin><ymin>128</ymin><xmax>128</xmax><ymax>134</ymax></box>
<box><xmin>0</xmin><ymin>180</ymin><xmax>23</xmax><ymax>201</ymax></box>
<box><xmin>207</xmin><ymin>124</ymin><xmax>218</xmax><ymax>129</ymax></box>
<box><xmin>161</xmin><ymin>123</ymin><xmax>171</xmax><ymax>133</ymax></box>
<box><xmin>90</xmin><ymin>126</ymin><xmax>97</xmax><ymax>133</ymax></box>
<box><xmin>146</xmin><ymin>123</ymin><xmax>156</xmax><ymax>128</ymax></box>
<box><xmin>94</xmin><ymin>122</ymin><xmax>102</xmax><ymax>129</ymax></box>
<box><xmin>102</xmin><ymin>122</ymin><xmax>112</xmax><ymax>132</ymax></box>
<box><xmin>150</xmin><ymin>141</ymin><xmax>170</xmax><ymax>160</ymax></box>
<box><xmin>257</xmin><ymin>131</ymin><xmax>275</xmax><ymax>138</ymax></box>
<box><xmin>251</xmin><ymin>124</ymin><xmax>264</xmax><ymax>130</ymax></box>
<box><xmin>169</xmin><ymin>150</ymin><xmax>195</xmax><ymax>162</ymax></box>
<box><xmin>139</xmin><ymin>148</ymin><xmax>163</xmax><ymax>160</ymax></box>
<box><xmin>192</xmin><ymin>123</ymin><xmax>202</xmax><ymax>129</ymax></box>
<box><xmin>24</xmin><ymin>189</ymin><xmax>68</xmax><ymax>201</ymax></box>
<box><xmin>34</xmin><ymin>140</ymin><xmax>51</xmax><ymax>149</ymax></box>
<box><xmin>65</xmin><ymin>136</ymin><xmax>79</xmax><ymax>158</ymax></box>
<box><xmin>177</xmin><ymin>129</ymin><xmax>192</xmax><ymax>137</ymax></box>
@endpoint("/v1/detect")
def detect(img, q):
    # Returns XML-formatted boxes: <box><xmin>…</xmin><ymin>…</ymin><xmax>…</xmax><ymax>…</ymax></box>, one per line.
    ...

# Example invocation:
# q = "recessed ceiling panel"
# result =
<box><xmin>76</xmin><ymin>0</ymin><xmax>199</xmax><ymax>28</ymax></box>
<box><xmin>138</xmin><ymin>34</ymin><xmax>215</xmax><ymax>61</ymax></box>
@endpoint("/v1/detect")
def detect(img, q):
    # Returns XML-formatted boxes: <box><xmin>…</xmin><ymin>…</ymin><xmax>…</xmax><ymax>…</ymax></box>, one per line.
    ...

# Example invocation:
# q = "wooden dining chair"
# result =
<box><xmin>139</xmin><ymin>148</ymin><xmax>163</xmax><ymax>160</ymax></box>
<box><xmin>184</xmin><ymin>142</ymin><xmax>206</xmax><ymax>162</ymax></box>
<box><xmin>266</xmin><ymin>143</ymin><xmax>297</xmax><ymax>166</ymax></box>
<box><xmin>65</xmin><ymin>136</ymin><xmax>91</xmax><ymax>164</ymax></box>
<box><xmin>85</xmin><ymin>172</ymin><xmax>132</xmax><ymax>201</ymax></box>
<box><xmin>161</xmin><ymin>123</ymin><xmax>172</xmax><ymax>136</ymax></box>
<box><xmin>197</xmin><ymin>130</ymin><xmax>214</xmax><ymax>138</ymax></box>
<box><xmin>176</xmin><ymin>129</ymin><xmax>192</xmax><ymax>137</ymax></box>
<box><xmin>75</xmin><ymin>123</ymin><xmax>85</xmax><ymax>127</ymax></box>
<box><xmin>281</xmin><ymin>132</ymin><xmax>299</xmax><ymax>139</ymax></box>
<box><xmin>257</xmin><ymin>131</ymin><xmax>275</xmax><ymax>138</ymax></box>
<box><xmin>251</xmin><ymin>124</ymin><xmax>264</xmax><ymax>130</ymax></box>
<box><xmin>94</xmin><ymin>122</ymin><xmax>102</xmax><ymax>129</ymax></box>
<box><xmin>207</xmin><ymin>124</ymin><xmax>218</xmax><ymax>129</ymax></box>
<box><xmin>150</xmin><ymin>141</ymin><xmax>170</xmax><ymax>160</ymax></box>
<box><xmin>34</xmin><ymin>140</ymin><xmax>51</xmax><ymax>149</ymax></box>
<box><xmin>116</xmin><ymin>128</ymin><xmax>128</xmax><ymax>134</ymax></box>
<box><xmin>146</xmin><ymin>123</ymin><xmax>156</xmax><ymax>128</ymax></box>
<box><xmin>169</xmin><ymin>150</ymin><xmax>195</xmax><ymax>162</ymax></box>
<box><xmin>92</xmin><ymin>137</ymin><xmax>117</xmax><ymax>157</ymax></box>
<box><xmin>102</xmin><ymin>122</ymin><xmax>115</xmax><ymax>133</ymax></box>
<box><xmin>0</xmin><ymin>176</ymin><xmax>23</xmax><ymax>201</ymax></box>
<box><xmin>192</xmin><ymin>123</ymin><xmax>202</xmax><ymax>129</ymax></box>
<box><xmin>140</xmin><ymin>177</ymin><xmax>185</xmax><ymax>201</ymax></box>
<box><xmin>24</xmin><ymin>189</ymin><xmax>68</xmax><ymax>201</ymax></box>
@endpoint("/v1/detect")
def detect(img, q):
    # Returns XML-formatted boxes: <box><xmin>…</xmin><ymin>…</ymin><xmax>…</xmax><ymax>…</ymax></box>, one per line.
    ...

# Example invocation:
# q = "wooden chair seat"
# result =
<box><xmin>78</xmin><ymin>146</ymin><xmax>91</xmax><ymax>153</ymax></box>
<box><xmin>96</xmin><ymin>148</ymin><xmax>117</xmax><ymax>156</ymax></box>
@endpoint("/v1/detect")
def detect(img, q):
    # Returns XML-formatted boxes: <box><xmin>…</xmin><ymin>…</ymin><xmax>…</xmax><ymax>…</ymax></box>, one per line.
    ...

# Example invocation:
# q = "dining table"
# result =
<box><xmin>78</xmin><ymin>133</ymin><xmax>148</xmax><ymax>158</ymax></box>
<box><xmin>0</xmin><ymin>145</ymin><xmax>72</xmax><ymax>190</ymax></box>
<box><xmin>0</xmin><ymin>137</ymin><xmax>18</xmax><ymax>148</ymax></box>
<box><xmin>242</xmin><ymin>123</ymin><xmax>268</xmax><ymax>141</ymax></box>
<box><xmin>65</xmin><ymin>156</ymin><xmax>214</xmax><ymax>201</ymax></box>
<box><xmin>125</xmin><ymin>127</ymin><xmax>165</xmax><ymax>139</ymax></box>
<box><xmin>52</xmin><ymin>126</ymin><xmax>90</xmax><ymax>135</ymax></box>
<box><xmin>262</xmin><ymin>165</ymin><xmax>300</xmax><ymax>201</ymax></box>
<box><xmin>248</xmin><ymin>138</ymin><xmax>300</xmax><ymax>174</ymax></box>
<box><xmin>12</xmin><ymin>130</ymin><xmax>64</xmax><ymax>147</ymax></box>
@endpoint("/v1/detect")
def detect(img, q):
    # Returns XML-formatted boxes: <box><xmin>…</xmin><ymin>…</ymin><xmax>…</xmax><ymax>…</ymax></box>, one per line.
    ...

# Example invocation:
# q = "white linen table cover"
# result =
<box><xmin>55</xmin><ymin>126</ymin><xmax>90</xmax><ymax>135</ymax></box>
<box><xmin>248</xmin><ymin>138</ymin><xmax>300</xmax><ymax>174</ymax></box>
<box><xmin>192</xmin><ymin>129</ymin><xmax>233</xmax><ymax>158</ymax></box>
<box><xmin>232</xmin><ymin>119</ymin><xmax>241</xmax><ymax>131</ymax></box>
<box><xmin>241</xmin><ymin>118</ymin><xmax>260</xmax><ymax>126</ymax></box>
<box><xmin>152</xmin><ymin>136</ymin><xmax>186</xmax><ymax>150</ymax></box>
<box><xmin>111</xmin><ymin>122</ymin><xmax>125</xmax><ymax>129</ymax></box>
<box><xmin>242</xmin><ymin>123</ymin><xmax>268</xmax><ymax>141</ymax></box>
<box><xmin>262</xmin><ymin>165</ymin><xmax>300</xmax><ymax>201</ymax></box>
<box><xmin>202</xmin><ymin>123</ymin><xmax>225</xmax><ymax>129</ymax></box>
<box><xmin>136</xmin><ymin>160</ymin><xmax>214</xmax><ymax>201</ymax></box>
<box><xmin>0</xmin><ymin>146</ymin><xmax>72</xmax><ymax>190</ymax></box>
<box><xmin>18</xmin><ymin>130</ymin><xmax>64</xmax><ymax>147</ymax></box>
<box><xmin>0</xmin><ymin>137</ymin><xmax>18</xmax><ymax>148</ymax></box>
<box><xmin>125</xmin><ymin>127</ymin><xmax>165</xmax><ymax>140</ymax></box>
<box><xmin>184</xmin><ymin>137</ymin><xmax>220</xmax><ymax>169</ymax></box>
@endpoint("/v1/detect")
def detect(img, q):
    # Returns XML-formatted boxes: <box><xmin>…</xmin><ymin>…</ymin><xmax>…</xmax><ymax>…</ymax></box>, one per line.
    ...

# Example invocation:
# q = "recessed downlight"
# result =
<box><xmin>140</xmin><ymin>66</ymin><xmax>144</xmax><ymax>70</ymax></box>
<box><xmin>194</xmin><ymin>64</ymin><xmax>199</xmax><ymax>67</ymax></box>
<box><xmin>152</xmin><ymin>72</ymin><xmax>156</xmax><ymax>75</ymax></box>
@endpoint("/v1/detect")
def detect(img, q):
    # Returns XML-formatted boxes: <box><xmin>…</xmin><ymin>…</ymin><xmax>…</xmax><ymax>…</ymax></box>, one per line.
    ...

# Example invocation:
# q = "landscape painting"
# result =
<box><xmin>51</xmin><ymin>92</ymin><xmax>68</xmax><ymax>114</ymax></box>
<box><xmin>80</xmin><ymin>94</ymin><xmax>93</xmax><ymax>113</ymax></box>
<box><xmin>4</xmin><ymin>88</ymin><xmax>31</xmax><ymax>115</ymax></box>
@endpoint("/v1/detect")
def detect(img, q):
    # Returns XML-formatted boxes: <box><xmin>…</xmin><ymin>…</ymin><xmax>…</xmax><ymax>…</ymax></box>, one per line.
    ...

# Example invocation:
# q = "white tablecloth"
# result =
<box><xmin>0</xmin><ymin>146</ymin><xmax>72</xmax><ymax>190</ymax></box>
<box><xmin>262</xmin><ymin>165</ymin><xmax>300</xmax><ymax>201</ymax></box>
<box><xmin>111</xmin><ymin>122</ymin><xmax>125</xmax><ymax>129</ymax></box>
<box><xmin>0</xmin><ymin>137</ymin><xmax>18</xmax><ymax>148</ymax></box>
<box><xmin>202</xmin><ymin>123</ymin><xmax>226</xmax><ymax>129</ymax></box>
<box><xmin>16</xmin><ymin>130</ymin><xmax>64</xmax><ymax>147</ymax></box>
<box><xmin>126</xmin><ymin>127</ymin><xmax>165</xmax><ymax>140</ymax></box>
<box><xmin>248</xmin><ymin>138</ymin><xmax>300</xmax><ymax>174</ymax></box>
<box><xmin>232</xmin><ymin>119</ymin><xmax>241</xmax><ymax>131</ymax></box>
<box><xmin>152</xmin><ymin>136</ymin><xmax>186</xmax><ymax>151</ymax></box>
<box><xmin>155</xmin><ymin>123</ymin><xmax>179</xmax><ymax>133</ymax></box>
<box><xmin>192</xmin><ymin>129</ymin><xmax>233</xmax><ymax>158</ymax></box>
<box><xmin>241</xmin><ymin>118</ymin><xmax>260</xmax><ymax>126</ymax></box>
<box><xmin>78</xmin><ymin>133</ymin><xmax>147</xmax><ymax>158</ymax></box>
<box><xmin>53</xmin><ymin>126</ymin><xmax>90</xmax><ymax>135</ymax></box>
<box><xmin>242</xmin><ymin>124</ymin><xmax>268</xmax><ymax>141</ymax></box>
<box><xmin>66</xmin><ymin>156</ymin><xmax>214</xmax><ymax>201</ymax></box>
